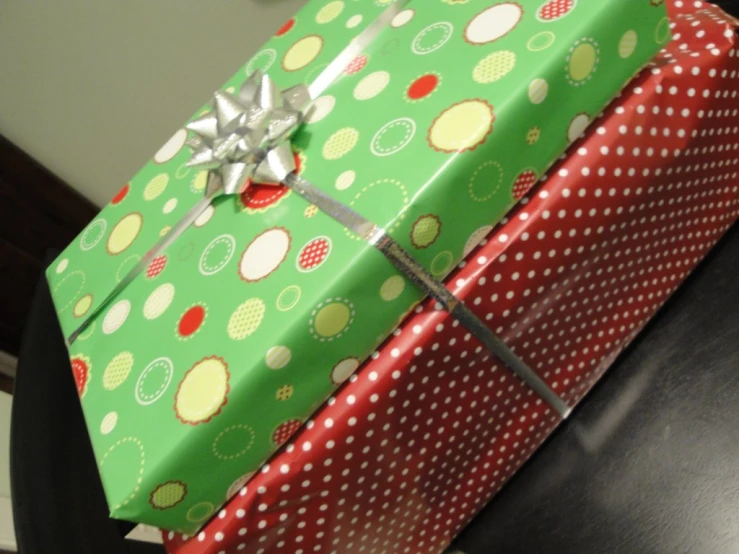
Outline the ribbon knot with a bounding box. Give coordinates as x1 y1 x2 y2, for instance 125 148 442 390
185 69 313 196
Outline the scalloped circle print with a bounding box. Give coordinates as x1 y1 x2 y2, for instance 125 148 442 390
150 481 187 510
428 100 494 153
465 3 523 45
175 357 229 425
239 228 291 282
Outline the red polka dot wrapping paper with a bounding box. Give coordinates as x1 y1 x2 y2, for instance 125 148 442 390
163 3 739 553
45 0 670 533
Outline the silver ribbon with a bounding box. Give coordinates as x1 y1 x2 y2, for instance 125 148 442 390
67 0 571 418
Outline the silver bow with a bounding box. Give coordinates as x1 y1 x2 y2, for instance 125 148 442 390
186 70 313 196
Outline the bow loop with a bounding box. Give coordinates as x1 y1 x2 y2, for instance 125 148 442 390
187 73 313 194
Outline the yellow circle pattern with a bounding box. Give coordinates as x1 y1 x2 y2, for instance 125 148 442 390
315 303 350 337
144 174 169 201
322 128 359 160
103 351 134 390
473 51 516 84
73 294 93 317
429 100 494 153
151 481 186 509
191 170 208 192
276 285 302 311
283 35 323 72
107 213 143 255
411 215 442 248
276 384 294 401
568 40 599 84
619 30 638 58
228 298 266 340
380 275 405 301
316 1 344 23
175 358 229 424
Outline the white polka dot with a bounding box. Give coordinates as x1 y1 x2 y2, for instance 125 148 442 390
568 114 591 143
194 204 214 227
102 300 131 334
163 198 177 214
346 14 362 28
335 170 355 191
391 9 414 28
143 283 175 320
154 129 187 164
331 358 359 384
55 258 69 274
100 412 118 435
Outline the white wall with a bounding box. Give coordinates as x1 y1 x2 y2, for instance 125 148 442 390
0 0 308 207
0 392 15 551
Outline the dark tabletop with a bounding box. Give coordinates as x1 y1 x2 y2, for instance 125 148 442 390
452 224 739 554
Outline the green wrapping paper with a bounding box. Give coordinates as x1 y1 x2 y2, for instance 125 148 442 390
46 0 669 533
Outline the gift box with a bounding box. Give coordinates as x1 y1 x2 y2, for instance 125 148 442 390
45 0 668 533
161 1 739 552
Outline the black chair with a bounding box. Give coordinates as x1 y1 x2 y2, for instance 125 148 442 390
10 254 163 554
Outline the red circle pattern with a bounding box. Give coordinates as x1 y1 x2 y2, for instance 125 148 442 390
538 0 575 20
178 306 205 338
272 420 303 446
512 170 538 199
71 357 89 397
111 184 129 205
344 55 368 75
275 18 295 36
298 238 330 271
407 74 439 100
146 255 167 279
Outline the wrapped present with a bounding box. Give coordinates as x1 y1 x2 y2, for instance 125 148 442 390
46 0 668 533
162 1 739 552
